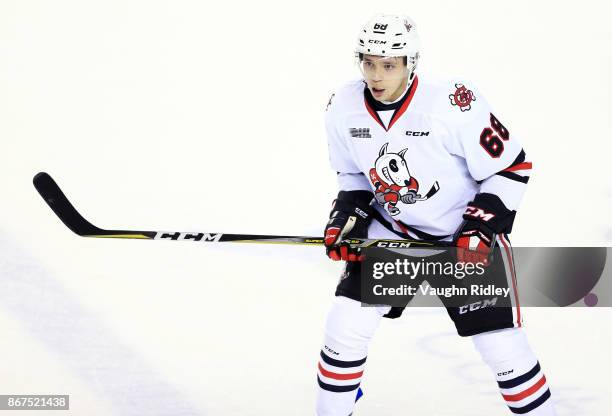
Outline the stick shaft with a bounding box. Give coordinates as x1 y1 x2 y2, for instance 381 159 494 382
33 172 448 248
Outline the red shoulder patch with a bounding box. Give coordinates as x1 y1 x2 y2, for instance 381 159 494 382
449 83 476 112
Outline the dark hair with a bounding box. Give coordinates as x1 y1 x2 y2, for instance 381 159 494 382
358 53 407 66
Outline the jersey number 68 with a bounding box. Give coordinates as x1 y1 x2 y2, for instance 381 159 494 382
480 113 509 158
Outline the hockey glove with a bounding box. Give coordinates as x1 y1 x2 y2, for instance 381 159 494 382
456 221 496 266
455 193 516 266
324 190 374 262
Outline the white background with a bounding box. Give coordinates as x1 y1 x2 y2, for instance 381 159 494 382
1 1 611 414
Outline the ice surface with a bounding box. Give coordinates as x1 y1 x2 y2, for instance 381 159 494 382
1 0 612 414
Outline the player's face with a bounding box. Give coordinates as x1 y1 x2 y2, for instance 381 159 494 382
360 55 408 102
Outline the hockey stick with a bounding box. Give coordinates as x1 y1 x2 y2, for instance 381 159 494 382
413 181 440 201
33 172 448 248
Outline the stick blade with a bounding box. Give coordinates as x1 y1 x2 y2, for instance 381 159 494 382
33 172 101 236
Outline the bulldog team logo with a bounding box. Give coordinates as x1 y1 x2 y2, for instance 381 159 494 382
369 143 440 216
449 83 476 112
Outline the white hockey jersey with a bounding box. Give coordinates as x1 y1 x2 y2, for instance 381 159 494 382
325 74 532 240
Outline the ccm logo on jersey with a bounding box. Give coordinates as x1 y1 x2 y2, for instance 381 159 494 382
154 232 222 242
405 130 430 136
464 206 495 222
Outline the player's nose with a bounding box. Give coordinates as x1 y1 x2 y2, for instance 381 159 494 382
370 67 383 81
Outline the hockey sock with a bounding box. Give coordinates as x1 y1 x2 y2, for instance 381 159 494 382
316 296 389 416
472 328 556 415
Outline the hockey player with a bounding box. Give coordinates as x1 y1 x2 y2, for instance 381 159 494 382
318 14 556 415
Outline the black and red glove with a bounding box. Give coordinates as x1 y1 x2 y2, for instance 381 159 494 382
324 190 374 262
455 193 516 266
456 221 496 265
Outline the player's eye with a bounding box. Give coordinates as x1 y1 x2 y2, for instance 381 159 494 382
384 64 395 70
389 160 398 172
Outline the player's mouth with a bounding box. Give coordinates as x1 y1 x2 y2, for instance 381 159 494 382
371 87 385 98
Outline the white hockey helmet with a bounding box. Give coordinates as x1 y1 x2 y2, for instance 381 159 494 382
355 14 420 79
